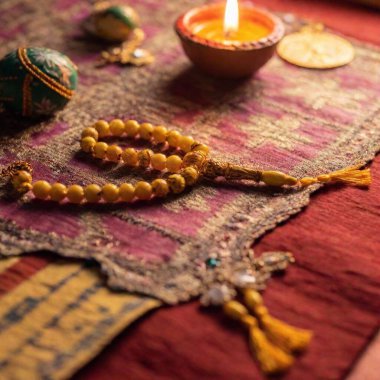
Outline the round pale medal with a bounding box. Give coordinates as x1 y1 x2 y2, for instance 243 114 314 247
277 24 355 69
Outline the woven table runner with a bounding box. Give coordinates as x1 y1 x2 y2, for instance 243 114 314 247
1 0 379 303
0 0 380 378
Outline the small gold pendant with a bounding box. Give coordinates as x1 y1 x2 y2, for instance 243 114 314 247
98 28 155 67
277 23 355 69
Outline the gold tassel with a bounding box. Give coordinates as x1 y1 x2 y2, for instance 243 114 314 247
325 165 371 186
299 165 371 187
203 159 371 188
223 300 294 375
243 290 313 353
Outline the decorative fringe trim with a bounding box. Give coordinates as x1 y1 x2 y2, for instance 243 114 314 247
243 290 313 354
223 300 293 375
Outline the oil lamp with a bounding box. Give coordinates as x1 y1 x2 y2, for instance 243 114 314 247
175 0 284 78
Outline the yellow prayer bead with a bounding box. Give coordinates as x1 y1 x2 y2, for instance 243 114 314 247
122 148 138 166
167 130 181 147
93 142 109 159
191 143 210 155
178 135 194 153
152 179 169 197
102 183 119 202
84 184 102 203
166 155 183 173
181 167 199 186
167 174 186 194
183 151 206 168
109 119 125 136
152 126 167 143
106 145 123 162
139 123 154 140
12 170 32 188
81 127 98 140
119 183 135 202
137 149 153 168
49 183 67 202
124 120 140 137
67 185 84 204
135 181 152 200
151 153 167 171
32 180 51 199
81 136 97 153
94 120 110 138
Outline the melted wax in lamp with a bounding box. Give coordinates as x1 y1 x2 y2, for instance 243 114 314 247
191 0 270 42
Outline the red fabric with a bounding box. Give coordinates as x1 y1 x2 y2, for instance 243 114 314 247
253 0 380 45
74 2 380 380
0 254 50 296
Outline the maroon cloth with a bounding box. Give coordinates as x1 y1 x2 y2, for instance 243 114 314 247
74 2 380 380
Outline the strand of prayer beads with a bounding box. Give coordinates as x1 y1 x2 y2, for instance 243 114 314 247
8 119 210 204
3 119 371 204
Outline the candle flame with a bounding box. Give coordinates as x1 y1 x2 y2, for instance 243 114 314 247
224 0 239 37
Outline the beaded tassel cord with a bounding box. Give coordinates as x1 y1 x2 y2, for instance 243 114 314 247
223 300 295 375
2 118 371 203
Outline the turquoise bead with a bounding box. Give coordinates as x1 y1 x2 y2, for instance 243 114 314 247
90 4 140 42
205 257 221 268
0 47 78 117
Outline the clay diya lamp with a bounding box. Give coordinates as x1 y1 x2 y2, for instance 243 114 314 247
175 0 284 79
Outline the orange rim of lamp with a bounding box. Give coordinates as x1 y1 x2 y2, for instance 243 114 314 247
174 3 285 78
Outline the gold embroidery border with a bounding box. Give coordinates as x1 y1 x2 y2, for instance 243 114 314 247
17 47 74 100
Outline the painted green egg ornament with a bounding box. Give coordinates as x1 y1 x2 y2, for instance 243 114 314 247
90 4 140 42
0 47 78 117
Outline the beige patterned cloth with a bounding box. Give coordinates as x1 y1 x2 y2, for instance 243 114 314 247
0 0 379 304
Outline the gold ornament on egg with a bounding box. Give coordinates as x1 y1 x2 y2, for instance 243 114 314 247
85 1 154 67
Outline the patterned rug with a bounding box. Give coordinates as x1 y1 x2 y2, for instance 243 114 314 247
1 0 380 305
